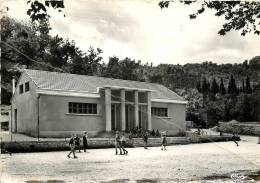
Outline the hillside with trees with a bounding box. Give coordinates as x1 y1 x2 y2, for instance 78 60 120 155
1 16 260 127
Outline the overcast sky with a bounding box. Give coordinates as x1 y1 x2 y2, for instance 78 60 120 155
3 0 260 65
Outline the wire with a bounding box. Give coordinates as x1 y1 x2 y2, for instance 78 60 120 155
1 40 64 72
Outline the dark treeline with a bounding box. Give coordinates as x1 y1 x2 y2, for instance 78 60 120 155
1 17 260 126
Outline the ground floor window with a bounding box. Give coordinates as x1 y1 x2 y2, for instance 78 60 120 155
68 102 97 114
151 107 168 117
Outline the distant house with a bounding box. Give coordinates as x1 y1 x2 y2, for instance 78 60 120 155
11 69 187 137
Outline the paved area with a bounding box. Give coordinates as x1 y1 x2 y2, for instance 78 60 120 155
1 136 260 183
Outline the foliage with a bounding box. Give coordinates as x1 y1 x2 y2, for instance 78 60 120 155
227 75 238 95
102 57 141 81
27 0 65 22
159 1 260 36
219 78 226 95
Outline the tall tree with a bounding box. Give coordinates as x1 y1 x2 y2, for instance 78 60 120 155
228 75 237 94
219 78 226 95
201 77 210 94
196 80 201 93
211 78 219 94
242 79 245 93
245 76 252 94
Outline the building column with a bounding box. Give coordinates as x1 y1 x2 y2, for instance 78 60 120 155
120 89 126 131
105 88 111 131
147 91 152 130
134 90 139 127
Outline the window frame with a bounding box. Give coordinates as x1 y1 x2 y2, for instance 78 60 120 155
25 82 29 92
151 107 168 117
19 84 24 94
68 102 98 115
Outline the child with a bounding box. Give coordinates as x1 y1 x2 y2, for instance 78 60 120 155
115 131 122 155
82 132 88 152
231 133 239 146
161 132 167 151
74 134 81 152
120 132 128 155
143 131 148 149
67 135 77 158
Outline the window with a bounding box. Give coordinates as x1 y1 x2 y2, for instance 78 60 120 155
151 107 168 117
69 102 97 114
25 82 29 92
19 84 23 94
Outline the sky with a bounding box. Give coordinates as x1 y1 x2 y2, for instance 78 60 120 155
2 0 260 65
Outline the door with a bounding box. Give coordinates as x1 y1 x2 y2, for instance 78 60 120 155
14 109 17 132
111 104 116 130
139 110 142 128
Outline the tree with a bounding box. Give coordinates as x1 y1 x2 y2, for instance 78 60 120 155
26 0 65 22
219 78 226 95
201 77 210 94
102 56 141 81
196 81 201 93
235 94 259 122
159 1 260 36
228 75 237 94
245 76 252 94
242 79 245 93
211 78 219 94
0 17 104 104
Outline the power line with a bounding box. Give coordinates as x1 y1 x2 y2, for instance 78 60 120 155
1 40 64 72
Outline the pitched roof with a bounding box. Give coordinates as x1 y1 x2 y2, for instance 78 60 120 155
24 69 185 101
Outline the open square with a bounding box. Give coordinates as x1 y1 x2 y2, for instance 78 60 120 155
1 136 260 183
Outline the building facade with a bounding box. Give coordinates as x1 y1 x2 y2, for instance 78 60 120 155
11 69 187 137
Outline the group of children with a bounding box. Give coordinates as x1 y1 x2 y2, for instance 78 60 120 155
115 131 128 155
67 132 88 158
67 130 168 158
116 130 168 154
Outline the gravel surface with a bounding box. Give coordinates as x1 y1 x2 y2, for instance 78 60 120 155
1 137 260 183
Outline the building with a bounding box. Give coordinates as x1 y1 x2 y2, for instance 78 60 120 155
11 69 187 137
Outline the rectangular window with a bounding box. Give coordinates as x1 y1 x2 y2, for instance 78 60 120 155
25 82 29 92
69 102 97 114
151 107 168 117
19 84 23 94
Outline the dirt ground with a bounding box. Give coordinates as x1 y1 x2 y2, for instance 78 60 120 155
1 136 260 183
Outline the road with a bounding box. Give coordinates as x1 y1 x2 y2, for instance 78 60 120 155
1 136 260 183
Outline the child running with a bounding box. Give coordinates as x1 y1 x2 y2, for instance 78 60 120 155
231 133 239 146
67 135 77 158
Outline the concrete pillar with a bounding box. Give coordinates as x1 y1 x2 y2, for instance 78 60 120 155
120 89 126 131
147 91 152 130
105 88 111 131
12 76 16 94
134 90 139 127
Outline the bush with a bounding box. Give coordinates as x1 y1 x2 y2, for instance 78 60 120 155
155 129 160 137
151 129 155 136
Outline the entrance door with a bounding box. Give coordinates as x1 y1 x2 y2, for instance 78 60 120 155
111 104 120 131
111 104 116 131
139 106 147 130
14 109 17 132
125 105 134 131
139 110 142 128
